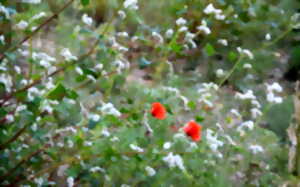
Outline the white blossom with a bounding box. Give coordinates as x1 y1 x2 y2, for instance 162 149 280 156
251 108 262 119
235 90 256 100
217 39 228 46
178 26 188 33
31 12 46 21
90 166 105 173
163 152 185 171
22 0 41 4
16 20 29 30
0 35 5 44
60 48 78 61
118 10 126 19
237 47 254 59
237 121 254 133
176 17 187 26
88 113 100 121
117 32 129 38
124 0 138 10
204 4 222 15
130 144 144 152
0 4 10 19
243 63 252 69
163 142 172 150
266 82 283 93
82 14 93 26
165 29 174 38
145 166 156 176
249 144 264 154
67 177 74 187
216 69 225 78
197 20 211 35
75 66 83 75
152 31 164 44
267 92 282 104
101 128 110 137
206 129 224 152
265 33 271 41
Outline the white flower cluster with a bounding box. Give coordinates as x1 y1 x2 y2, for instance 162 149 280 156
32 52 56 68
163 87 189 110
82 14 93 26
0 35 5 44
145 166 156 176
163 152 185 171
22 0 41 4
197 20 211 35
124 0 138 10
249 144 264 154
266 82 283 104
237 47 254 59
204 4 226 20
60 48 78 62
0 4 11 19
0 73 12 92
113 59 130 74
99 102 121 117
16 20 29 30
129 144 144 152
206 129 224 154
197 82 219 108
31 12 46 21
237 120 254 136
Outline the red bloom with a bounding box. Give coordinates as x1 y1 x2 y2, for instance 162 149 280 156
183 121 202 141
151 102 166 120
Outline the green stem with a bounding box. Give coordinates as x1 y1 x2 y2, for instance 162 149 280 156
218 55 243 87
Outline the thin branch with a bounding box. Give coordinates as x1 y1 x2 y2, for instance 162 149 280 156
0 0 75 62
0 123 31 150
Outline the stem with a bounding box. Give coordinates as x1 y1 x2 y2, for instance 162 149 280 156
218 55 243 87
0 0 75 62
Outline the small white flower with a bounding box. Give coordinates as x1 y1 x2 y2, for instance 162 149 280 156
251 108 262 119
145 166 156 176
238 121 254 132
31 12 46 21
0 4 10 19
266 82 283 93
265 33 271 41
82 14 93 26
90 166 105 173
67 177 74 187
117 32 129 38
204 4 222 15
129 144 144 153
237 47 254 59
75 66 83 75
216 69 225 78
124 0 138 10
60 48 78 61
249 144 264 154
118 10 126 19
206 129 224 152
178 26 188 33
16 20 29 30
95 63 103 70
217 39 228 46
235 90 256 100
22 0 41 3
101 128 110 137
230 109 241 118
197 20 211 35
163 152 185 171
152 31 164 44
243 63 252 69
88 113 100 121
163 142 172 150
267 92 283 104
0 35 5 44
165 29 174 38
176 17 187 26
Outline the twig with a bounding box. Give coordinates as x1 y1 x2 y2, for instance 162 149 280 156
0 0 75 62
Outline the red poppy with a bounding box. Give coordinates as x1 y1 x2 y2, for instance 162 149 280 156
183 121 202 141
151 102 166 120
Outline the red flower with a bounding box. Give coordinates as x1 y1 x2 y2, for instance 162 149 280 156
183 121 202 141
151 102 166 120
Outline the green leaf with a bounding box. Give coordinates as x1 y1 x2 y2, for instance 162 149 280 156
81 0 90 6
204 43 216 57
47 83 67 100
